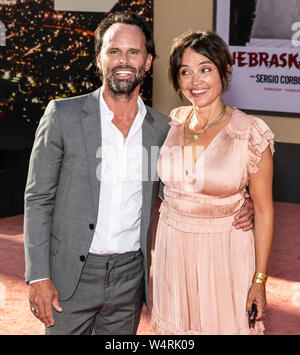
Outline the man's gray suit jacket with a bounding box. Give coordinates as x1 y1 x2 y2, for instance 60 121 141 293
24 88 170 308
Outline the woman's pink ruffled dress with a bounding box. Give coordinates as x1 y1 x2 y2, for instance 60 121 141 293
151 107 274 335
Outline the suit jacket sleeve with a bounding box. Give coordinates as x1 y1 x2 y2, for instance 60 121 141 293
24 100 64 283
158 114 170 201
158 180 164 201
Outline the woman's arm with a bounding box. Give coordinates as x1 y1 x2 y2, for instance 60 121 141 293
249 146 274 273
247 146 274 320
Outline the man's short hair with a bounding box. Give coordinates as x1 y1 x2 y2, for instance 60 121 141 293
94 11 157 60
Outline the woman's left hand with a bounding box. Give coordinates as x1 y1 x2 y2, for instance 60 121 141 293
246 283 267 321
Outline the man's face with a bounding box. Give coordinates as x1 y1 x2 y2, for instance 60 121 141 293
97 23 153 97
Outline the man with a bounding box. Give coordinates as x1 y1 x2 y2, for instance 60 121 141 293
24 11 253 335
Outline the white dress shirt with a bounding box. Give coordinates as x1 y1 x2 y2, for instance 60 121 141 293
89 88 146 254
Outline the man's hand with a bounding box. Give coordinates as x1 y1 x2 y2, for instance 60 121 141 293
29 280 62 327
232 192 254 231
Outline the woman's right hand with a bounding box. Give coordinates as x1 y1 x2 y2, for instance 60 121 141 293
246 283 267 322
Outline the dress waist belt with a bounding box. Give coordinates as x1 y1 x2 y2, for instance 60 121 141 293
159 188 245 233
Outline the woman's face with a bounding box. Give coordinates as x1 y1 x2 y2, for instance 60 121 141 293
178 47 223 108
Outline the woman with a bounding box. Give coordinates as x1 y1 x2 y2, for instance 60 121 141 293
151 31 274 335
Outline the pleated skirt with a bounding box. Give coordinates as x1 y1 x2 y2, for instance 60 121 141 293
151 202 265 335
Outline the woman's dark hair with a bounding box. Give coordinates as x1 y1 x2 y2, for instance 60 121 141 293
94 11 157 60
169 31 232 99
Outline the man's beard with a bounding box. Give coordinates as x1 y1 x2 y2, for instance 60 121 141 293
103 63 147 98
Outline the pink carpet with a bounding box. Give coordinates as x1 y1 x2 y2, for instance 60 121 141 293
0 201 299 335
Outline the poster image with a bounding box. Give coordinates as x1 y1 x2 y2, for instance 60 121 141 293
215 0 300 116
54 0 119 13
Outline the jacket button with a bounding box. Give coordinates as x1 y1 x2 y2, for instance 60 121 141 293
80 255 86 262
89 224 95 230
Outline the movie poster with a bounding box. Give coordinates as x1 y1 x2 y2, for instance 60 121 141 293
215 0 300 116
0 0 154 143
54 0 118 13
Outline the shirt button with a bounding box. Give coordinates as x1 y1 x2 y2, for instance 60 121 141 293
80 255 86 262
89 224 95 230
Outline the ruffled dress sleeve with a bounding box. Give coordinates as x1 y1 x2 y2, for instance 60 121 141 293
248 117 275 174
168 106 192 126
169 107 180 119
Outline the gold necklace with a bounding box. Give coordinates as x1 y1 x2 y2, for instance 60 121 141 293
184 102 227 145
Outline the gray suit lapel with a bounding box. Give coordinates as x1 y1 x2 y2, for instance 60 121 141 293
81 89 101 214
142 109 158 193
140 109 158 244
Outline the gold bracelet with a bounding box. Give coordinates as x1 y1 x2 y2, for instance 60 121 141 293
252 272 268 285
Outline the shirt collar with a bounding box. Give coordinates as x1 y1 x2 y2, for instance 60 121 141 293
99 86 147 124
